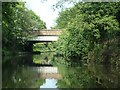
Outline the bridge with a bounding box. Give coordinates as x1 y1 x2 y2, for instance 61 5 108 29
28 29 62 42
26 29 62 52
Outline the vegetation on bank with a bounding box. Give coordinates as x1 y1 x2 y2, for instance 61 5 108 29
54 2 120 66
2 2 46 56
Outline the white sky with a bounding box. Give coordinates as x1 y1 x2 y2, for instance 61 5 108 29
22 0 60 29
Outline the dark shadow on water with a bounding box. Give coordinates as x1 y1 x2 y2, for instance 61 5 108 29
29 63 53 67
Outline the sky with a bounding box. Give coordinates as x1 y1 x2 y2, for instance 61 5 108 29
22 0 60 29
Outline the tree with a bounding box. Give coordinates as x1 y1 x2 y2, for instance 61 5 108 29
55 2 120 64
2 2 46 54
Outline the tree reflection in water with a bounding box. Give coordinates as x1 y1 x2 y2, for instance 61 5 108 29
54 57 119 88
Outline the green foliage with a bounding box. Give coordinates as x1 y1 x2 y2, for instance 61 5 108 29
55 2 120 64
33 53 54 64
2 2 46 54
33 42 56 52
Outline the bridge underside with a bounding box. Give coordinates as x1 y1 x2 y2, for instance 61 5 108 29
28 36 59 42
27 40 52 43
26 36 59 52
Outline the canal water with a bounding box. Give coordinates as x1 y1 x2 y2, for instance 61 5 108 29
2 52 120 89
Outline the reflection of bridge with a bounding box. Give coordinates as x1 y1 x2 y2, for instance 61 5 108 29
34 67 62 79
40 73 61 79
26 54 62 79
26 29 62 52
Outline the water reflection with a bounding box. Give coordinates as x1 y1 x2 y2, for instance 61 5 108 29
32 53 54 66
54 57 119 88
34 66 61 88
40 79 57 88
2 53 60 88
2 52 120 89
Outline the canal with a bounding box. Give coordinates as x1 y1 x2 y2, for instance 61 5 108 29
2 52 120 89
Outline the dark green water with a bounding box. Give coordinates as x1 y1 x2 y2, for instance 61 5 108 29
2 52 120 89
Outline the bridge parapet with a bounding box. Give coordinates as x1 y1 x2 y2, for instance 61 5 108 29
29 29 62 36
39 30 62 36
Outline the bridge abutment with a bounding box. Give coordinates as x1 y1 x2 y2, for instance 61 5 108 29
25 42 33 52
